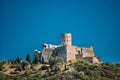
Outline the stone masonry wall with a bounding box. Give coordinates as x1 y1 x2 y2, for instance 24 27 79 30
66 45 77 62
81 46 94 57
92 57 100 64
41 48 54 62
52 46 66 61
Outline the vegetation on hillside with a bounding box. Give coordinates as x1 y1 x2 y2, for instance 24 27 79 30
0 54 120 80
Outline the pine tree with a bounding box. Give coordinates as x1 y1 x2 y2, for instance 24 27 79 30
41 57 44 64
16 56 22 63
26 53 31 64
33 54 40 64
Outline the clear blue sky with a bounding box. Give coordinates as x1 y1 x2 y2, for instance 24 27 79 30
0 0 120 63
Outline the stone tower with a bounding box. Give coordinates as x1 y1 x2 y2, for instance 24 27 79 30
61 33 72 46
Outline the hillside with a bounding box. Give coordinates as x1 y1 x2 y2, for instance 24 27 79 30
0 59 120 80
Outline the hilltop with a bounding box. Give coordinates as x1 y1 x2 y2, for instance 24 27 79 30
0 58 120 80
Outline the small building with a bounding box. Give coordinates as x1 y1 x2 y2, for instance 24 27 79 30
8 60 17 64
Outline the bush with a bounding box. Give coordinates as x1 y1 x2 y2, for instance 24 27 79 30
51 65 61 72
0 60 7 65
41 65 48 70
21 61 30 70
64 64 69 70
49 56 64 67
0 60 7 71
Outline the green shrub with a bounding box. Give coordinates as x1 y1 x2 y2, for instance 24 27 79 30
41 65 48 70
49 56 64 67
51 65 61 72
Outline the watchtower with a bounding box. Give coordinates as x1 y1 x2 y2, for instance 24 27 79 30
61 33 72 46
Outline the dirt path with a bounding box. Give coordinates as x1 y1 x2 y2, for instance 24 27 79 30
4 68 16 74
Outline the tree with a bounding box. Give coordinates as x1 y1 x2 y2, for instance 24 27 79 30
26 53 31 64
0 60 7 71
49 57 55 66
16 56 22 63
0 60 7 65
55 56 64 64
41 57 45 64
21 61 30 70
51 65 61 72
49 56 64 66
33 54 40 64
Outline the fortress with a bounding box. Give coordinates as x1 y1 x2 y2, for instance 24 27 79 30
36 33 100 64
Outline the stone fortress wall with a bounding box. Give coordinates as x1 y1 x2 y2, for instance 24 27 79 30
40 33 100 64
